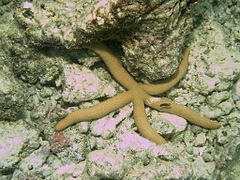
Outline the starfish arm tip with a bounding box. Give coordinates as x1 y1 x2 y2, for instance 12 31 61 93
54 121 65 131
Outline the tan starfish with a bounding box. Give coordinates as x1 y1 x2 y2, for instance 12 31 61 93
55 43 220 144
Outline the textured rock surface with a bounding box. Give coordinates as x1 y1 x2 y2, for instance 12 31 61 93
149 110 187 137
0 120 39 174
14 0 193 82
0 15 27 120
0 0 21 15
121 0 192 81
19 140 50 171
86 149 126 179
52 128 91 164
0 65 27 120
90 105 132 139
0 0 240 179
62 64 116 103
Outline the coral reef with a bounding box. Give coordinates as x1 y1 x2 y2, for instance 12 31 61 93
0 0 239 179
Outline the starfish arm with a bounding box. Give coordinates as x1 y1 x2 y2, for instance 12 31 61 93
162 102 221 129
146 97 221 129
55 91 133 131
139 48 190 95
86 43 140 91
133 96 167 144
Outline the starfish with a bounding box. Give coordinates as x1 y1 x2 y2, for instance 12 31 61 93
55 43 220 144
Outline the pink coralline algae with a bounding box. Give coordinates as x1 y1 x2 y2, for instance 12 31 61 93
51 131 70 153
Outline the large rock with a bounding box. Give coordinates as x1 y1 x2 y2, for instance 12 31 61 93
14 0 193 82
